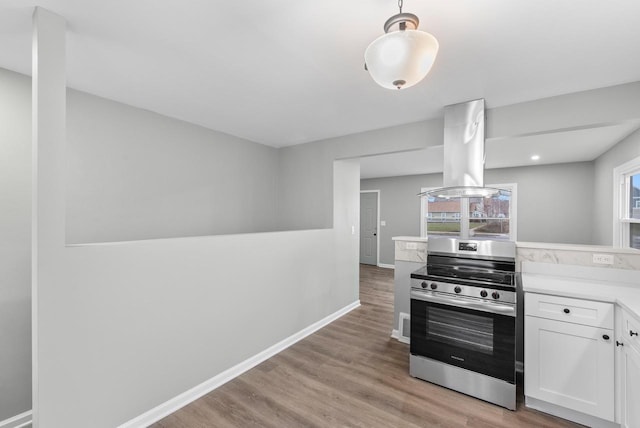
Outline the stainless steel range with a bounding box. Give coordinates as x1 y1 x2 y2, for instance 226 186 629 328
409 237 517 410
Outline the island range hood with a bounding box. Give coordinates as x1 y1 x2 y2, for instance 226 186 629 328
419 99 509 199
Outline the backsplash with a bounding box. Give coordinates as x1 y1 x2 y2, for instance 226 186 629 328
393 238 427 263
516 242 640 271
393 237 640 271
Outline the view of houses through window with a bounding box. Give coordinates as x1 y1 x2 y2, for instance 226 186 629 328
614 155 640 250
628 172 640 249
421 184 516 240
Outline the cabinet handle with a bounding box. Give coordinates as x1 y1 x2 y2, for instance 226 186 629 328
616 341 624 347
563 308 570 314
631 330 639 337
602 334 610 340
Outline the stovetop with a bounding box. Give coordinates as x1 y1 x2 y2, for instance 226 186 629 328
411 265 515 291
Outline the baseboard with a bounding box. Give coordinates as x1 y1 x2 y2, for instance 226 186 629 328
390 329 410 344
525 396 618 428
118 300 361 428
0 410 32 428
377 263 395 269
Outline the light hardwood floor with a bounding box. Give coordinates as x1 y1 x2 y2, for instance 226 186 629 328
152 264 581 427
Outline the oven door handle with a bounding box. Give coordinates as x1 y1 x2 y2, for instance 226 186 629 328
410 290 516 317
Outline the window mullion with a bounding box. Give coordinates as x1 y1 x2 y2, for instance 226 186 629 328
460 197 470 239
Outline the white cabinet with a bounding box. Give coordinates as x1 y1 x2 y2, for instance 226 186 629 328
619 309 640 428
525 293 615 422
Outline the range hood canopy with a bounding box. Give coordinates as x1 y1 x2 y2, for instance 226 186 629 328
423 186 510 199
419 99 510 199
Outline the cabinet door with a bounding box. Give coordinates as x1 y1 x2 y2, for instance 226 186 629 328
622 343 640 428
525 316 614 421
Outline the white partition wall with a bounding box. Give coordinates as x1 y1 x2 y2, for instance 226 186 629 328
31 8 362 426
31 8 66 428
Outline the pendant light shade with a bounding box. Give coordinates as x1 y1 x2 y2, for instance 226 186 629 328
364 2 439 90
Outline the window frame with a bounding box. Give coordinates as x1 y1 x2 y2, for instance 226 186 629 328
420 183 518 241
613 156 640 249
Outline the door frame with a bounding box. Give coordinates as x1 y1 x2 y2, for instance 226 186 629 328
360 190 381 267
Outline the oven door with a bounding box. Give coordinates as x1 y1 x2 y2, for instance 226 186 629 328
410 289 515 383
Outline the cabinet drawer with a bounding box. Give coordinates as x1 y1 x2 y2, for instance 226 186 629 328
525 293 614 329
622 310 640 353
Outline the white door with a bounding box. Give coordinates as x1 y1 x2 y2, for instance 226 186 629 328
524 316 615 421
359 192 378 265
622 342 640 428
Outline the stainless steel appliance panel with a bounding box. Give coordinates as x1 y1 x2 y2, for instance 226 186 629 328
410 354 516 410
443 99 485 188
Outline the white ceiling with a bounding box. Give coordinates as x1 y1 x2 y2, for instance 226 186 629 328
359 121 640 179
1 1 640 158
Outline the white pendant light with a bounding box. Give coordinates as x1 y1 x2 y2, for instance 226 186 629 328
365 0 439 90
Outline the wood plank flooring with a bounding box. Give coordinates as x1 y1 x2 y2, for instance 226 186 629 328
152 264 581 427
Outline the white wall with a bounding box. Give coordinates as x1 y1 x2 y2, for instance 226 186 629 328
30 15 362 425
0 68 32 422
361 162 595 266
43 229 360 426
36 159 360 426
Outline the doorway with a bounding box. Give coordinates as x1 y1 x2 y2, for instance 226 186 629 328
359 190 379 266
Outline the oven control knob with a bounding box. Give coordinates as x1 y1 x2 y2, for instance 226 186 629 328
421 281 428 289
492 291 500 300
480 290 488 298
430 283 438 290
454 286 462 294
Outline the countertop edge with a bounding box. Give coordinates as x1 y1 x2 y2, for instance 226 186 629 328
516 241 640 254
392 236 429 242
522 272 640 321
389 237 640 254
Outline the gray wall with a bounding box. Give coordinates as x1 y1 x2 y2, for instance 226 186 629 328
486 163 594 244
360 174 439 265
593 128 640 245
66 90 280 244
278 81 640 233
276 119 444 230
0 67 282 424
0 69 32 422
362 162 595 266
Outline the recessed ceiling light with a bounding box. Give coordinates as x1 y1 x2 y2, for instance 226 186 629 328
531 155 540 161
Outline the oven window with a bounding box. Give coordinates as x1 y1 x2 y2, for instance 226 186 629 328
427 306 493 354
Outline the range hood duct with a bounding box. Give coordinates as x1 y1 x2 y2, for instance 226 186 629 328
420 99 509 199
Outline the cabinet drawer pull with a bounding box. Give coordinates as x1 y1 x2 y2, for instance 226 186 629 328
602 334 610 340
616 341 624 347
563 308 570 314
631 330 639 337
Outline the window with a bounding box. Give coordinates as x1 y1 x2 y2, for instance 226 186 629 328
420 183 517 240
614 157 640 249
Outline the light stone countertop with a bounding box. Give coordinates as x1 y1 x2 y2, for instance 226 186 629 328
516 241 640 254
392 236 429 242
392 236 640 255
521 261 640 321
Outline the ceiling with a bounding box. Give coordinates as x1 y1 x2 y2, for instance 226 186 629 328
1 1 640 167
360 121 640 179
